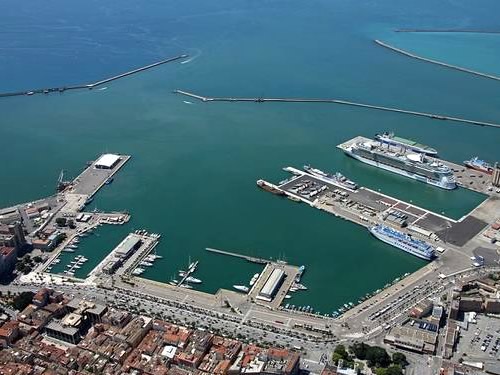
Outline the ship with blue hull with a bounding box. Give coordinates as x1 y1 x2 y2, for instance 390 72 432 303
343 140 456 190
369 224 435 261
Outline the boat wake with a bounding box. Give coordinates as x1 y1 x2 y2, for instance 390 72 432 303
181 48 202 64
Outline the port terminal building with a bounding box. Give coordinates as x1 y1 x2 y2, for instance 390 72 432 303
94 154 121 170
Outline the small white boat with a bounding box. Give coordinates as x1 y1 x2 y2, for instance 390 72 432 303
249 273 259 286
186 276 202 284
233 285 249 293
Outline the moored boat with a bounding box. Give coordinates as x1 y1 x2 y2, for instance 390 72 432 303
464 157 494 175
233 285 249 293
256 179 285 195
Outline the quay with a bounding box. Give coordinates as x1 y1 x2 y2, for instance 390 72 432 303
374 39 500 82
0 54 188 99
260 162 489 248
173 90 500 129
205 247 269 264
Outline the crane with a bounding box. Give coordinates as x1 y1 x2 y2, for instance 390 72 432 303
56 169 70 192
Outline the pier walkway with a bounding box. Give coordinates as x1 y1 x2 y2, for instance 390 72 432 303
374 40 500 83
177 260 199 287
0 54 188 99
174 90 500 129
205 247 269 264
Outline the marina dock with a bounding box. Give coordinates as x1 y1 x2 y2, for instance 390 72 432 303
0 54 188 99
176 260 199 287
89 231 161 281
173 90 500 129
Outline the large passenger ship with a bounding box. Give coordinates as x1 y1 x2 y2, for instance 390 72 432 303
369 224 435 261
343 140 456 190
375 132 438 155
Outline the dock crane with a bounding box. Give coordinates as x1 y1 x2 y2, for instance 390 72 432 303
56 169 70 192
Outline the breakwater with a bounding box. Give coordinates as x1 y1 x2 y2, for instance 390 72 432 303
374 40 500 82
0 54 188 99
395 29 500 34
173 90 500 129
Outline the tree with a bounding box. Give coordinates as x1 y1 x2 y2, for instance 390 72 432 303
55 217 67 227
351 342 370 360
392 352 408 368
33 256 43 263
67 219 76 229
12 291 34 311
386 365 403 375
334 344 348 359
332 344 350 365
366 346 391 368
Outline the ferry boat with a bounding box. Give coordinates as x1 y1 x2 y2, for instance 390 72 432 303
303 165 358 190
369 224 435 261
375 132 438 155
249 273 259 286
233 285 249 293
343 140 456 190
464 157 494 175
256 179 285 195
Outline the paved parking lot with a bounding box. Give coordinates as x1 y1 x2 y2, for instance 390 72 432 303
455 314 500 362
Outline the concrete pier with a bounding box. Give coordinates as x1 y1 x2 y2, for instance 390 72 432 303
248 262 300 310
205 247 269 264
374 39 500 82
260 160 488 246
173 90 500 129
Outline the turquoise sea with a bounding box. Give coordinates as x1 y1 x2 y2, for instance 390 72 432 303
1 0 499 314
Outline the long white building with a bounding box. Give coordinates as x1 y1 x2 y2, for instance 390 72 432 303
257 268 285 302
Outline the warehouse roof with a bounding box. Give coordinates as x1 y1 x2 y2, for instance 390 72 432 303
95 153 120 168
259 268 285 300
